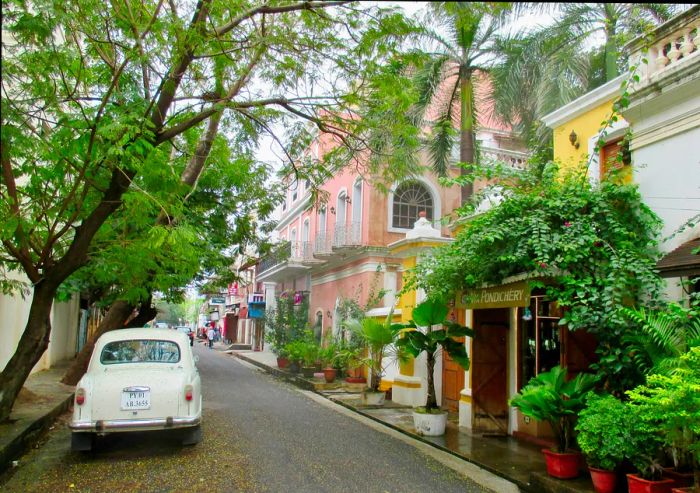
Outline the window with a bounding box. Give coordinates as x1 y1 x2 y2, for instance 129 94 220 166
392 181 434 229
352 179 362 223
337 191 347 225
319 207 327 233
100 339 181 364
292 188 298 202
600 138 632 183
519 296 562 388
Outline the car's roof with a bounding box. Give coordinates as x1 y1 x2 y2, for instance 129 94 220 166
97 328 189 345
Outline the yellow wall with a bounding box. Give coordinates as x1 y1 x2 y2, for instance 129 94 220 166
552 100 615 171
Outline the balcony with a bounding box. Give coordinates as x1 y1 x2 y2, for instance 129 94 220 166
332 221 362 249
257 241 317 282
481 146 529 171
625 7 699 109
314 231 334 258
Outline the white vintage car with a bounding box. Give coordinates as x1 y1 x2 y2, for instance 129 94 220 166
69 328 202 451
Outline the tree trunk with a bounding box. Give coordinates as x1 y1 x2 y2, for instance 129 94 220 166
459 67 475 205
426 350 437 410
61 300 135 386
0 282 57 422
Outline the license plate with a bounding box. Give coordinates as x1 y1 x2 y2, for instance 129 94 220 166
121 390 151 410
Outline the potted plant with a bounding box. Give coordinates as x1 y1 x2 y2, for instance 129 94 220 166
626 347 700 493
300 338 320 379
336 346 365 384
284 340 305 374
576 393 628 493
509 366 597 479
346 309 400 405
318 343 338 383
394 299 473 436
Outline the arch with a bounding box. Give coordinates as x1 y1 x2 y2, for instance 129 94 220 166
302 218 310 242
336 189 348 226
319 206 327 233
388 178 440 231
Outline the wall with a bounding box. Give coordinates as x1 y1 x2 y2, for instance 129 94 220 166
552 100 616 171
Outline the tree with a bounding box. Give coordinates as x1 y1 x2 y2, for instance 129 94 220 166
0 0 414 421
407 2 512 203
491 3 684 150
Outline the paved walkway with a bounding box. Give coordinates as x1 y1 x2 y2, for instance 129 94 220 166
0 362 75 473
229 347 597 493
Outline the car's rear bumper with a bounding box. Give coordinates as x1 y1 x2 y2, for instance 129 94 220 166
69 415 201 432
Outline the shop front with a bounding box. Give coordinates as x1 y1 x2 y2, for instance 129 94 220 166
457 279 597 444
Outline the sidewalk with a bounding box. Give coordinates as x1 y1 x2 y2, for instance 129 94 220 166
228 348 597 493
0 362 75 473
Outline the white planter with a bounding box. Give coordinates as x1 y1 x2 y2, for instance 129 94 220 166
412 410 448 436
361 391 386 406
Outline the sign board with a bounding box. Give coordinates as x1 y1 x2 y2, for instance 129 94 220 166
209 297 226 305
228 283 238 296
457 281 530 309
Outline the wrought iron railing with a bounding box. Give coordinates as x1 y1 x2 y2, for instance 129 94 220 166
333 221 362 247
314 231 333 255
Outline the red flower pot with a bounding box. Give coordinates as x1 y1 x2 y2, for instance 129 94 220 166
627 474 675 493
541 449 581 479
345 376 366 384
663 468 694 488
589 467 618 493
323 368 337 383
276 357 289 369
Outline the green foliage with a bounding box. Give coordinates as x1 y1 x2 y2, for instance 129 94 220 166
346 309 400 392
395 299 474 411
509 366 597 453
626 347 700 477
411 164 662 395
623 301 700 377
575 394 629 470
264 291 310 355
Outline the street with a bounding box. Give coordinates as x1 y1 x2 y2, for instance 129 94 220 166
1 344 493 493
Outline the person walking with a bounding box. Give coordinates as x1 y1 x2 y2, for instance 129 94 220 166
207 326 215 349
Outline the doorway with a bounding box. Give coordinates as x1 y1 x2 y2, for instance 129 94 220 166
472 308 509 434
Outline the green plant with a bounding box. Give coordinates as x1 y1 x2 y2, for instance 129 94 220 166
575 394 629 470
626 347 700 485
346 309 400 392
509 366 597 453
284 340 306 364
264 291 310 356
395 299 473 412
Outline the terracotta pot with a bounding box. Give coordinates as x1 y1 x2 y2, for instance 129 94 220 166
589 467 618 493
541 449 582 479
627 474 675 493
323 368 337 383
276 357 289 369
345 376 367 384
663 468 695 488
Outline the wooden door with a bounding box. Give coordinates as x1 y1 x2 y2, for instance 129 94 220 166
442 337 465 411
472 309 509 433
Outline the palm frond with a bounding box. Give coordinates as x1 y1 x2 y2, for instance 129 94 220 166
427 109 457 177
409 54 451 125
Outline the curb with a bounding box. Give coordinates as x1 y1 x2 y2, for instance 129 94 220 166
0 393 73 474
229 352 534 492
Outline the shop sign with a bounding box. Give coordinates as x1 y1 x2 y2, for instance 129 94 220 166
209 296 226 305
457 281 530 309
228 283 238 296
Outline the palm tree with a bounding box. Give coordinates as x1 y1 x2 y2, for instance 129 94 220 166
491 3 684 151
409 2 512 204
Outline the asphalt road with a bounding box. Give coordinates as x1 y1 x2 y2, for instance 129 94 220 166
1 343 493 493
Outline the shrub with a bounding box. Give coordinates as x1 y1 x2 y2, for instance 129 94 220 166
575 394 628 470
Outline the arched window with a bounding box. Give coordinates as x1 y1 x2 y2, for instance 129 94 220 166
337 191 347 226
319 207 327 233
392 181 434 229
352 179 362 223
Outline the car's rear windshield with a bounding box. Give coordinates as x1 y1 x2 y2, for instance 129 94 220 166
100 339 181 365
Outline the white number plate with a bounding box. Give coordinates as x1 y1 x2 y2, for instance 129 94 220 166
121 390 151 410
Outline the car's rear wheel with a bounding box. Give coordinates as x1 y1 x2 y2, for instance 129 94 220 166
71 432 95 452
181 425 202 446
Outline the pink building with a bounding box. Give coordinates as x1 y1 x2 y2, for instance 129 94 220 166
257 81 528 342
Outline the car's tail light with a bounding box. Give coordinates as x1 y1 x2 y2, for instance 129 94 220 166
76 388 85 406
184 385 193 402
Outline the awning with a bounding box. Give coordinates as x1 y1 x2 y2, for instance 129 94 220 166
656 237 700 278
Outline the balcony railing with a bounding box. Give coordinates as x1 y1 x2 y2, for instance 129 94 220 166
314 231 333 255
481 146 529 171
627 8 699 87
333 221 362 248
257 241 314 275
